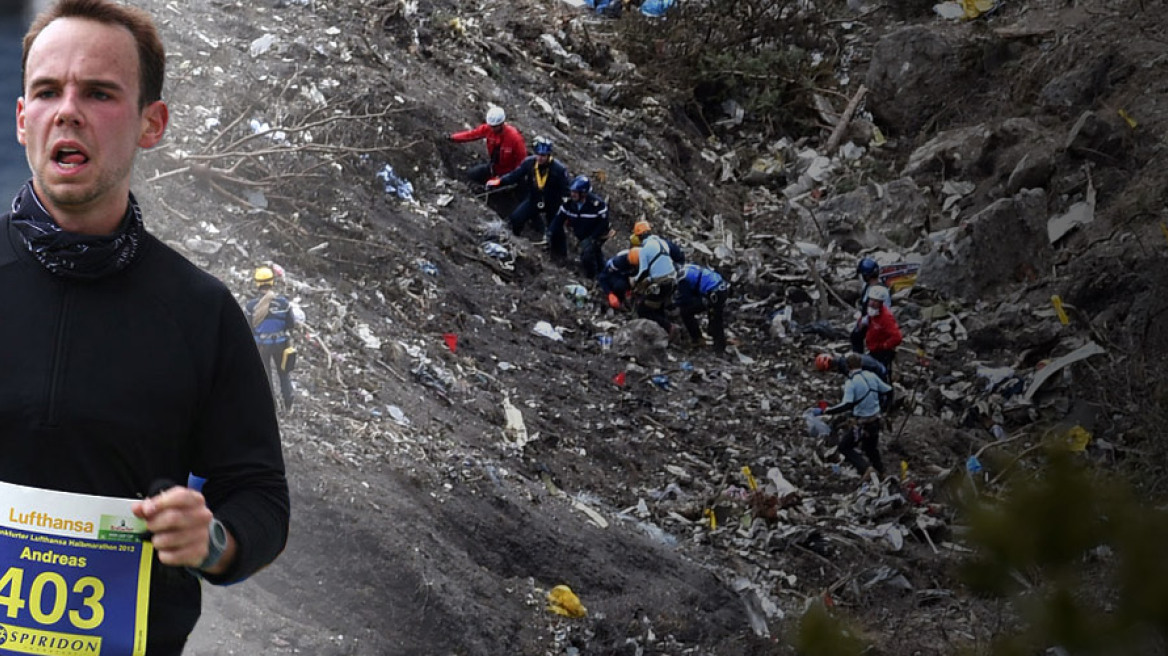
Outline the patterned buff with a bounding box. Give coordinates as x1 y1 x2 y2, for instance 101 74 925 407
9 181 145 280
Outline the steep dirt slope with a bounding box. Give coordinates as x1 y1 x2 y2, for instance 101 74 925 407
101 0 1168 653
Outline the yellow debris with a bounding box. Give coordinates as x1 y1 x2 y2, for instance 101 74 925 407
703 508 717 530
547 585 587 618
1063 426 1092 452
1051 295 1069 325
741 466 758 491
1117 108 1138 129
961 0 996 19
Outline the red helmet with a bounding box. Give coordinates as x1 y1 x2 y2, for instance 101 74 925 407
814 354 833 372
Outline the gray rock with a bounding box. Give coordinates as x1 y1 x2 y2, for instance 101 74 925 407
918 188 1049 300
1006 152 1055 194
812 178 929 248
1065 110 1126 163
864 26 961 137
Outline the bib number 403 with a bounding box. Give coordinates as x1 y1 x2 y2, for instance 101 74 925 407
0 567 104 630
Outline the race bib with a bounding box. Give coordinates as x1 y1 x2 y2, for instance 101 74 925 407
0 481 152 656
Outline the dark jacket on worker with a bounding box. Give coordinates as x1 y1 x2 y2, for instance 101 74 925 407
0 183 290 655
498 155 571 217
554 193 609 242
830 353 889 382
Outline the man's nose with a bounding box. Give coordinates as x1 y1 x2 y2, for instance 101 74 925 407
54 93 83 127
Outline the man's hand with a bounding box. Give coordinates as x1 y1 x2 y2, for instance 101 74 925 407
485 177 502 188
132 487 235 574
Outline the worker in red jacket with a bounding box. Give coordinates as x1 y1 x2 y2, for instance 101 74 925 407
864 285 902 380
449 106 527 184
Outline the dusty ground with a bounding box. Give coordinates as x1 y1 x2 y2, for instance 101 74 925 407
81 0 1168 653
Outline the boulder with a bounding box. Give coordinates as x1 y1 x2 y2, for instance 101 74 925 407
812 178 929 248
864 26 962 137
918 188 1049 300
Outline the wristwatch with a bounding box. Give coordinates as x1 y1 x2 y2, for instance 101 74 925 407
199 518 228 571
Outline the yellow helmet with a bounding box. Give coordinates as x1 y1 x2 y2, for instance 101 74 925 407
254 266 275 286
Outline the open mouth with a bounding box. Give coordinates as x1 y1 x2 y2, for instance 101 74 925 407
53 146 89 169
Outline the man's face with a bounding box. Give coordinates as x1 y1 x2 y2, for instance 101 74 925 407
490 124 503 134
536 153 550 165
570 190 583 203
17 17 167 234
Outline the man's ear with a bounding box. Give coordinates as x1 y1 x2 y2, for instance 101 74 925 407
16 97 26 146
138 100 168 149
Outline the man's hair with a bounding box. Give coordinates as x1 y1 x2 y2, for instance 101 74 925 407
23 0 166 109
845 353 863 370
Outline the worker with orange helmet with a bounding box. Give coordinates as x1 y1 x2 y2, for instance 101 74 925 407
630 219 685 266
815 352 887 380
816 351 892 411
628 236 677 332
598 249 636 309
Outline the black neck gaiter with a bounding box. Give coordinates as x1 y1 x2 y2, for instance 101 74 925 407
9 180 146 281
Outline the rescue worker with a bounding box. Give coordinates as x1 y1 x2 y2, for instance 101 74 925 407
864 285 902 380
598 249 635 309
549 175 609 277
488 136 570 240
851 256 891 353
630 219 685 265
815 352 891 410
449 106 527 184
674 263 730 352
628 235 677 332
245 266 297 410
810 353 893 478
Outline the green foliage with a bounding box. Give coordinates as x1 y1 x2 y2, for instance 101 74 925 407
959 448 1168 654
615 0 833 137
795 600 868 656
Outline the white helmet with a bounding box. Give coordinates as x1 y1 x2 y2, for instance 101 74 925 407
485 106 506 127
867 285 890 303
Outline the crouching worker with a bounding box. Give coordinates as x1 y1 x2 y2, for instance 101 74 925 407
810 353 893 478
246 266 298 410
598 249 636 309
628 236 677 332
675 263 729 352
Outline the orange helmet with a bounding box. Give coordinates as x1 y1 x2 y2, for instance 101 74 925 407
627 248 641 267
630 220 652 246
814 353 833 372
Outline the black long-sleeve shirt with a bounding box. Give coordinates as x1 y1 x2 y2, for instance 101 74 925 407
0 211 289 654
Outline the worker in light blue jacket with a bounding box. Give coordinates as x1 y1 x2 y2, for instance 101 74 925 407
810 353 893 477
628 235 676 332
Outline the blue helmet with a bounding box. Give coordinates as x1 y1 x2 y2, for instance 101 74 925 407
857 257 879 278
569 176 591 194
533 136 554 156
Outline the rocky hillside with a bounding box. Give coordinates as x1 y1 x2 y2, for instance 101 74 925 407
97 0 1168 653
